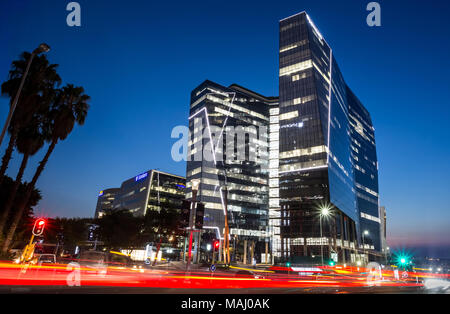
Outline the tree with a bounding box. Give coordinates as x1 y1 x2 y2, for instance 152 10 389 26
45 217 94 254
0 52 60 186
1 84 90 253
95 210 144 250
0 176 41 258
0 120 45 238
141 208 184 247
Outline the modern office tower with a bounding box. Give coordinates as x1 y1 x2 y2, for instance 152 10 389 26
186 80 277 260
276 11 380 263
96 169 186 217
94 188 120 218
348 87 381 252
183 12 381 264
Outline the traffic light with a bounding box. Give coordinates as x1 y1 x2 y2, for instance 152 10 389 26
213 240 220 251
195 202 205 229
179 200 191 229
392 250 413 270
32 218 46 236
286 262 291 267
329 260 335 266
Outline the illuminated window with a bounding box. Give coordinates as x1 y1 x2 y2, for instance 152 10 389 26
279 60 313 77
279 111 298 121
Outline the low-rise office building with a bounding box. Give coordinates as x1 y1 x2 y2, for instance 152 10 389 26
95 170 186 217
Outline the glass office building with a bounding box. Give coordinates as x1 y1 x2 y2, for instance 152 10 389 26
94 188 120 218
95 170 186 217
186 80 277 259
184 12 381 264
276 12 380 263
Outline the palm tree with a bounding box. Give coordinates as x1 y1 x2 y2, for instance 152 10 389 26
1 84 90 253
0 119 45 237
0 52 60 186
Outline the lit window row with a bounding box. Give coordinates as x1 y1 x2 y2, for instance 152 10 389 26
279 110 299 121
279 59 313 77
279 159 327 173
280 39 307 53
206 95 268 121
280 145 326 159
360 212 381 223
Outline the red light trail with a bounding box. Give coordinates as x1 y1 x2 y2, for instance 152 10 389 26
0 261 446 291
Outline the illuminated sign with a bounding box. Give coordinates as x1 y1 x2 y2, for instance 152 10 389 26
281 122 304 129
135 172 148 181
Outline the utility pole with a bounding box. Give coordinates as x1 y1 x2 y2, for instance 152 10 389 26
186 180 200 270
222 186 230 265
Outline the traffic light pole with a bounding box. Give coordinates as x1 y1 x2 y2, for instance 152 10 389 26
20 233 35 263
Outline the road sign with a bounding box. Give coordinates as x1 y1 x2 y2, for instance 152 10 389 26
331 253 338 262
210 264 216 272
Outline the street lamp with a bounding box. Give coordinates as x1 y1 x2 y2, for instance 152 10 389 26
319 205 331 267
0 43 51 148
362 230 369 264
186 179 200 270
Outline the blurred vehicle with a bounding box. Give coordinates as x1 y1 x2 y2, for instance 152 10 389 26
200 264 269 279
77 250 140 275
36 254 56 265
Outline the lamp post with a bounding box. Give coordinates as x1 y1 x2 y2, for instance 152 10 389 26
362 230 369 264
319 206 331 267
187 179 200 270
221 185 231 265
0 43 50 148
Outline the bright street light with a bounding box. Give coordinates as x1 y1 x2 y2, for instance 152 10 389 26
318 204 332 267
362 230 369 264
320 207 330 217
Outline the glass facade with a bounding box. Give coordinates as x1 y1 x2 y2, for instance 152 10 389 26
186 80 277 251
183 12 381 263
348 86 381 251
97 170 186 217
94 188 120 218
276 12 380 262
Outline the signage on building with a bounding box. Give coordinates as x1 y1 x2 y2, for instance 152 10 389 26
135 172 148 181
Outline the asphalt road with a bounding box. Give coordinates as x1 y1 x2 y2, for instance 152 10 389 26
0 285 433 294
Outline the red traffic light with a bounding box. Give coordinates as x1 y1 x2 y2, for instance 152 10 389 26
32 218 46 236
213 240 220 250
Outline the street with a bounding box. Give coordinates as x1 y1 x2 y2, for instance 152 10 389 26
0 260 448 294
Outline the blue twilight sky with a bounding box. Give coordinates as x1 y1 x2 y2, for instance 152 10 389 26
0 0 449 255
